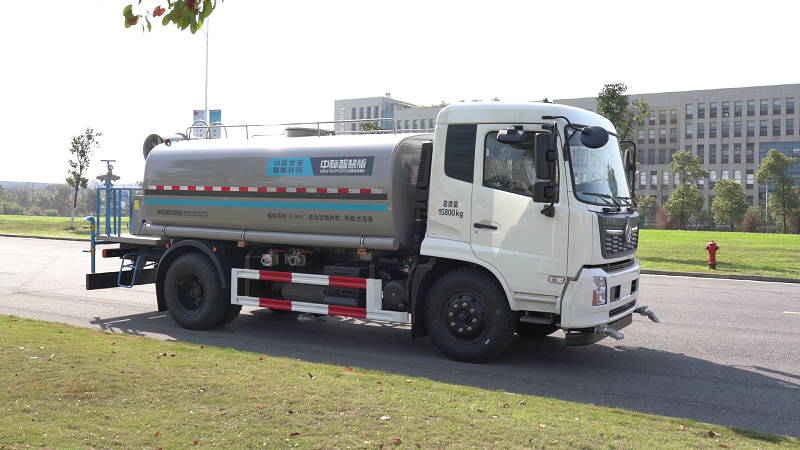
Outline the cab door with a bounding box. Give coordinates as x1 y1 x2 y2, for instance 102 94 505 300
470 124 569 310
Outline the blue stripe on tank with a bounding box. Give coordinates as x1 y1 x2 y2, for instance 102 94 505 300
147 198 388 212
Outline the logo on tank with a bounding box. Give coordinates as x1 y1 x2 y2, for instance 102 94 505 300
268 157 374 176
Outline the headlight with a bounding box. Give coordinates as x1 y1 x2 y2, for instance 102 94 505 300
592 276 607 306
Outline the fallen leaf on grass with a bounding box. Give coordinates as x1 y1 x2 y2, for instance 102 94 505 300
287 410 295 415
720 445 729 448
193 440 199 444
539 424 547 428
259 357 264 361
406 379 415 383
200 345 204 349
708 430 719 438
345 367 353 371
308 373 315 379
680 425 684 431
503 403 510 408
392 438 402 443
380 415 391 420
289 432 300 436
154 431 161 437
519 399 525 405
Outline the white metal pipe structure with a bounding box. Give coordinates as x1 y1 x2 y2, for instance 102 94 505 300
204 18 209 138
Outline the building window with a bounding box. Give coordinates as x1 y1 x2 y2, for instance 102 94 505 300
709 122 717 138
637 149 644 164
760 99 768 115
662 171 670 187
746 170 754 189
670 148 677 161
734 121 742 137
366 107 372 120
659 128 666 144
659 110 666 125
650 171 657 189
760 120 768 136
686 104 694 119
722 101 730 117
405 120 410 129
658 149 666 164
412 119 417 129
698 103 706 118
638 129 645 144
670 128 677 143
648 149 655 164
640 171 647 187
773 99 782 115
734 101 742 117
709 170 716 188
773 119 781 136
685 144 692 154
429 119 435 129
697 123 705 139
351 123 357 131
721 144 729 164
747 120 755 137
787 119 795 136
649 111 655 125
746 195 753 205
649 129 656 143
709 144 717 164
746 143 754 163
787 98 795 115
697 144 705 163
734 170 741 184
685 123 693 139
351 108 357 120
721 170 729 180
721 122 729 138
710 102 718 118
747 100 755 116
670 109 677 124
359 107 365 119
734 143 742 163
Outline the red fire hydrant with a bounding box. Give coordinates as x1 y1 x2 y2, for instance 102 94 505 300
706 241 719 269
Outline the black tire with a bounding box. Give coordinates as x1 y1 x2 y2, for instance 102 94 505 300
515 322 558 338
164 253 227 330
218 304 242 326
424 268 516 363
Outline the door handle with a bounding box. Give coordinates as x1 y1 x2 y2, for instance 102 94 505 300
473 222 498 230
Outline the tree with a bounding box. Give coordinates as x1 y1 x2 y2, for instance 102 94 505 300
67 128 102 230
740 208 763 233
664 150 709 229
711 179 749 231
664 185 704 230
638 196 658 228
124 0 222 34
756 149 800 233
596 83 649 141
360 122 384 133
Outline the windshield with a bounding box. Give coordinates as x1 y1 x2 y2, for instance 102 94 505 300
566 128 632 207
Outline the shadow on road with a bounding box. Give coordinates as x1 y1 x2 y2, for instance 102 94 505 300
89 308 800 440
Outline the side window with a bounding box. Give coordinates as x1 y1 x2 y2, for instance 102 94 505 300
483 131 536 196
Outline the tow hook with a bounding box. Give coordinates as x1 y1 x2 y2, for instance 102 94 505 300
635 305 659 323
594 324 624 340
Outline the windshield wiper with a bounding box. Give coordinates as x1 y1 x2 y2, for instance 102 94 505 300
580 192 621 212
616 196 638 211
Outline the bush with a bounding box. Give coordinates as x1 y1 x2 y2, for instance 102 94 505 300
656 206 678 230
1 202 24 215
740 209 763 233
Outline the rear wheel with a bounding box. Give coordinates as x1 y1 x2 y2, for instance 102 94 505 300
424 268 515 363
164 253 227 330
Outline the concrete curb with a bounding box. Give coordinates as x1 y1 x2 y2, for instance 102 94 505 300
641 269 800 284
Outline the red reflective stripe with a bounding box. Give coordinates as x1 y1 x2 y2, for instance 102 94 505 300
338 188 349 194
188 186 197 191
238 187 248 192
328 276 367 289
257 187 267 192
204 186 213 191
258 298 293 310
328 305 368 319
258 271 293 282
171 186 180 190
359 189 371 194
156 185 165 190
221 186 231 192
277 187 287 193
297 188 307 193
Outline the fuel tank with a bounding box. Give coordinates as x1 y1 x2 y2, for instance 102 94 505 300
143 133 431 250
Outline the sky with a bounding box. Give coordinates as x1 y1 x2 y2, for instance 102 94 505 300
2 0 798 184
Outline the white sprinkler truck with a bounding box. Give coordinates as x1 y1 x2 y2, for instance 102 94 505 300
85 101 658 363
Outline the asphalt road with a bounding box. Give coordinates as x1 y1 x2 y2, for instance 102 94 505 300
1 236 799 438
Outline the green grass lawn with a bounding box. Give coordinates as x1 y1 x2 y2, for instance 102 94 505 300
2 315 797 449
637 230 800 279
0 214 128 239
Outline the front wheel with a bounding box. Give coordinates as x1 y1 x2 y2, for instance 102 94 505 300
424 268 516 363
164 253 228 330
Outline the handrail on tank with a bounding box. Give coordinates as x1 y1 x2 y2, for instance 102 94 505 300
184 118 401 140
93 186 144 237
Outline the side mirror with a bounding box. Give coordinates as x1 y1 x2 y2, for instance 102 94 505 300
533 182 555 203
580 126 610 149
534 133 556 180
496 125 525 144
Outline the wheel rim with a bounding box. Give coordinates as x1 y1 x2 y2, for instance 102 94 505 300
441 293 488 344
174 271 205 315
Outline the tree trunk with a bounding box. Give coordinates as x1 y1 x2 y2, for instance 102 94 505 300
69 185 79 231
69 207 76 231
